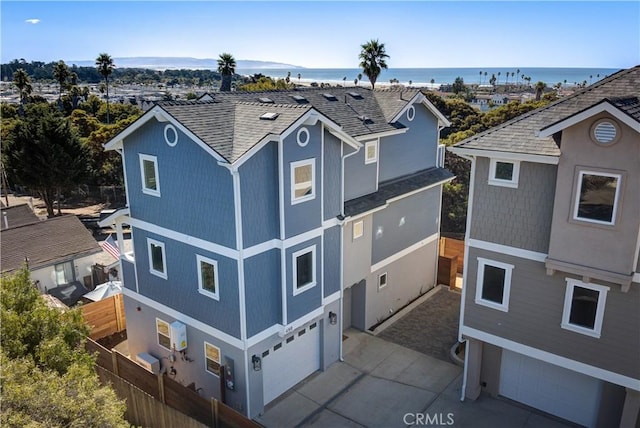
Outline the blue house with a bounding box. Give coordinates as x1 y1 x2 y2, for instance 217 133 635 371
101 87 452 417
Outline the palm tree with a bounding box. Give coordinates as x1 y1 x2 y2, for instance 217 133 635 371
297 73 301 82
497 71 501 85
534 81 547 100
479 70 483 85
52 60 70 101
358 39 389 89
516 68 520 85
95 53 115 124
217 53 236 92
12 68 33 108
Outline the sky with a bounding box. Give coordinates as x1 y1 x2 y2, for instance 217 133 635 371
1 1 638 69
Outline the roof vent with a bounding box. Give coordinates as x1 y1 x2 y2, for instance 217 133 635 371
348 92 363 99
258 97 274 103
260 112 279 120
358 115 371 123
323 93 337 101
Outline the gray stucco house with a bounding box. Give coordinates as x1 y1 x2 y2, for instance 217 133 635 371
450 66 640 427
100 86 452 417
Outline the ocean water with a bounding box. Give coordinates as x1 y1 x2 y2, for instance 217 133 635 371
236 67 621 87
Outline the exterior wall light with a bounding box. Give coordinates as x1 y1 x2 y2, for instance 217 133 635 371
252 355 261 371
329 311 338 325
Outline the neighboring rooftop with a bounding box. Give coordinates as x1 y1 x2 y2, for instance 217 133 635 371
1 215 102 273
1 203 40 230
453 66 640 156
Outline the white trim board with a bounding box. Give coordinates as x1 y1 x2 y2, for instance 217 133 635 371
370 233 439 273
467 239 547 263
449 147 559 165
461 325 640 391
539 101 640 137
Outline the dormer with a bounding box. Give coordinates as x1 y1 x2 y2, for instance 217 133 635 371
542 97 640 291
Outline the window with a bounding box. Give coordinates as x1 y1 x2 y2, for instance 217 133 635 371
291 159 315 204
475 258 513 312
147 238 167 279
378 272 388 290
156 318 171 349
488 158 520 188
365 140 378 164
573 171 621 225
139 154 160 196
292 246 316 295
204 342 221 375
561 279 609 338
197 255 219 300
353 220 364 240
54 261 74 286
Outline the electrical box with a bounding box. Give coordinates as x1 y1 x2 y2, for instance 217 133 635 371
169 321 187 351
136 353 160 374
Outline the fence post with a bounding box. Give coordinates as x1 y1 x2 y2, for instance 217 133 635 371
111 350 119 376
211 398 219 428
157 372 165 404
115 294 125 331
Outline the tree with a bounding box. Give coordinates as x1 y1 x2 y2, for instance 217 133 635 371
12 68 32 109
0 268 128 427
52 60 70 102
3 103 90 217
95 53 115 124
358 39 389 89
534 81 547 101
217 53 236 92
452 77 465 94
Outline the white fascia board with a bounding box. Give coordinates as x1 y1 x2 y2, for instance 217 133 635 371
539 102 640 137
391 92 451 127
385 175 455 204
354 128 408 141
97 208 131 228
227 134 279 171
461 325 640 391
448 147 559 165
104 105 229 165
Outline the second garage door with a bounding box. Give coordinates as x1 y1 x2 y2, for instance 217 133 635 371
499 349 603 427
262 322 320 405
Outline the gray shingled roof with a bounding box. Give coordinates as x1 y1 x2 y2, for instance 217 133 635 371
1 215 102 273
610 96 640 122
373 88 420 122
1 204 40 230
344 167 454 217
159 100 310 163
453 66 640 156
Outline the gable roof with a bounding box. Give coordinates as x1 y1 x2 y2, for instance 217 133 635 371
452 66 639 157
105 85 448 164
1 204 40 230
1 215 102 273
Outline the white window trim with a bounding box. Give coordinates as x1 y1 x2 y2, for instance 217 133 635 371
196 255 219 300
378 272 388 290
488 158 520 188
364 140 378 164
204 341 221 376
572 170 622 226
156 318 171 350
292 245 316 296
561 278 609 338
147 238 167 279
290 159 315 205
474 257 513 312
353 220 364 240
139 153 160 197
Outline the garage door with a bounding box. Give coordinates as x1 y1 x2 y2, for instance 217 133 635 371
500 350 603 427
262 322 320 404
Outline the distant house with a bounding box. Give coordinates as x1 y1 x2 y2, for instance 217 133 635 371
449 66 640 427
1 212 104 297
101 86 452 417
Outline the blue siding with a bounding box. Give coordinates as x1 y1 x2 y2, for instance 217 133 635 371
344 144 377 200
282 124 323 238
244 249 282 337
132 228 241 338
123 120 236 248
371 187 441 264
286 237 323 322
121 258 136 291
323 131 342 221
379 104 438 182
239 142 280 248
323 226 341 297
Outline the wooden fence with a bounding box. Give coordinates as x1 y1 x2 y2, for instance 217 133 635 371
81 294 126 340
439 237 465 274
86 338 260 428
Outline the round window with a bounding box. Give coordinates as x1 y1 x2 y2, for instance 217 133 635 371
297 127 310 147
591 120 618 145
406 106 415 122
164 124 178 147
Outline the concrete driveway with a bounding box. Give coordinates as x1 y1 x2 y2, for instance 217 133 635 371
255 329 574 428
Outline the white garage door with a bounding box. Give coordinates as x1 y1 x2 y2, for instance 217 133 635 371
500 350 603 427
262 322 320 404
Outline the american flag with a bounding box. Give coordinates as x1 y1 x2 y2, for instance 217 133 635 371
101 234 120 260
